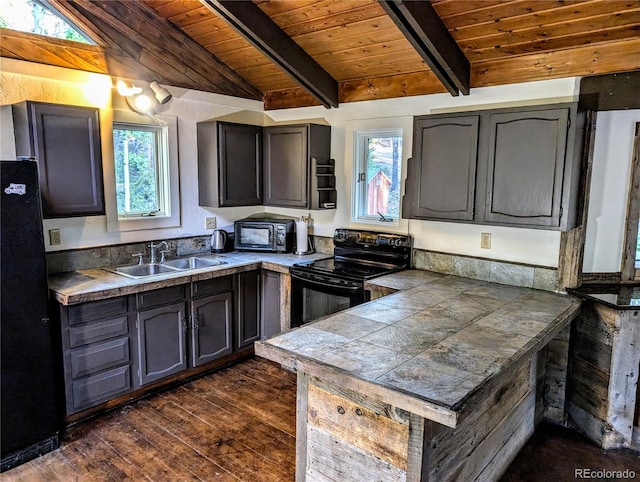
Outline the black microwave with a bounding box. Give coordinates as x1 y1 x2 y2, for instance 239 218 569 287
234 217 295 253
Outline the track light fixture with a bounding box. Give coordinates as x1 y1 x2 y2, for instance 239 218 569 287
149 81 172 104
116 79 173 116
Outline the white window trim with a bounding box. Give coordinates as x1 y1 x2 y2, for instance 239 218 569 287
352 127 403 226
106 111 180 232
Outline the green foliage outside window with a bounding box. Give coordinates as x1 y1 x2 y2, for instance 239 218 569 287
0 0 93 44
113 128 160 216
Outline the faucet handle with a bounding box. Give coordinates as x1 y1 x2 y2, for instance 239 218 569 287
159 250 167 263
132 253 144 265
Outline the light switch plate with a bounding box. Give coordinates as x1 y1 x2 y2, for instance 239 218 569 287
205 217 217 229
481 232 491 249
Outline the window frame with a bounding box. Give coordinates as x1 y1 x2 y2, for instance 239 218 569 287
112 122 169 219
106 112 180 233
621 121 640 281
352 128 403 226
3 0 96 44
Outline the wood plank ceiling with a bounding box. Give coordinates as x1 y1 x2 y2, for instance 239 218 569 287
1 0 639 110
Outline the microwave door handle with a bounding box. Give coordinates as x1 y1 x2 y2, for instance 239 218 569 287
290 273 361 292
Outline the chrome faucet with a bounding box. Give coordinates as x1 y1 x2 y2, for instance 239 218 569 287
149 241 168 264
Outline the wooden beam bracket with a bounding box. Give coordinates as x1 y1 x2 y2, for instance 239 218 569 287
380 0 470 96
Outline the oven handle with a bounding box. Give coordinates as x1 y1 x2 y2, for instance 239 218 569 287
290 272 362 292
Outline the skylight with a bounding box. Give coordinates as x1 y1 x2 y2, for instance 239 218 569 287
0 0 95 44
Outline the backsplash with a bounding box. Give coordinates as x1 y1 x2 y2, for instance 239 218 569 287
412 249 559 292
46 235 559 292
46 236 211 274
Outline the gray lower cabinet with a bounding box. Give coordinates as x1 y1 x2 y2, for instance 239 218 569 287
261 270 282 338
190 292 233 367
60 297 132 415
404 103 584 230
236 270 260 349
135 301 188 385
59 271 266 417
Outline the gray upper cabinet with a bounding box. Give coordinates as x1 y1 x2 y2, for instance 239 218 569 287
197 121 262 207
405 103 584 230
482 108 570 227
12 101 105 218
407 115 479 221
263 124 331 208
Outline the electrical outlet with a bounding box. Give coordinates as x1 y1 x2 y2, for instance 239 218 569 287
205 217 217 229
481 232 491 249
49 229 61 246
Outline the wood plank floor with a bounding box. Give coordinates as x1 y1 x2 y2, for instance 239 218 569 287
2 356 640 481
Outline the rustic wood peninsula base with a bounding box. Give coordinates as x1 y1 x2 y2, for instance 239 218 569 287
256 270 581 481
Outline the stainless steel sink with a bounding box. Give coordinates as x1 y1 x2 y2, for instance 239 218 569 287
104 256 227 278
161 256 227 270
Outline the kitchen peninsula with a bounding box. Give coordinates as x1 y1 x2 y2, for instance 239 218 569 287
255 270 581 481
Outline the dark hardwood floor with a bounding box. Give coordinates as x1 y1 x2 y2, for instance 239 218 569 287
2 356 639 481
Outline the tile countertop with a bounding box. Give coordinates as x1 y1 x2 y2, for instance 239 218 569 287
48 251 331 306
255 270 582 428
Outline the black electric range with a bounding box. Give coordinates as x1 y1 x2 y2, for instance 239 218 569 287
290 229 411 326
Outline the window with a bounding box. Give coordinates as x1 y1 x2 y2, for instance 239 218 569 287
106 113 180 233
1 0 94 44
113 123 169 219
353 129 403 223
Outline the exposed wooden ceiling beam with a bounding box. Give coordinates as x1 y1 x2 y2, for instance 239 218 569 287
201 0 339 109
49 0 262 100
380 0 470 96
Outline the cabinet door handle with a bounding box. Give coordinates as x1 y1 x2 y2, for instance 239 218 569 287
193 314 200 330
182 319 188 333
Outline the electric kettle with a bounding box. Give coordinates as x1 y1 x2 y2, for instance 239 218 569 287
211 229 227 253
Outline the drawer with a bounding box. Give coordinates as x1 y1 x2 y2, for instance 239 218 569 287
68 297 127 325
137 285 185 310
192 276 233 298
71 365 131 411
69 316 128 348
70 337 130 378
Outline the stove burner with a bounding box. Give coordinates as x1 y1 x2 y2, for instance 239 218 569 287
291 229 411 283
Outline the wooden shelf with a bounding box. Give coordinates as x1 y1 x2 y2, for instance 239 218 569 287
310 157 336 209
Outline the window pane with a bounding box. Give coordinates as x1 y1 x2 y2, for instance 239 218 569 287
364 136 402 218
1 0 94 44
113 128 160 216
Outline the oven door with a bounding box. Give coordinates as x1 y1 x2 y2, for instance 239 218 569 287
290 271 367 327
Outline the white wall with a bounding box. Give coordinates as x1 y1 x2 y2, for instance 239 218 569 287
1 58 583 267
266 78 579 267
582 110 640 273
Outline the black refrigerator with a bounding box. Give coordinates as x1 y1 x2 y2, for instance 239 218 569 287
1 159 61 471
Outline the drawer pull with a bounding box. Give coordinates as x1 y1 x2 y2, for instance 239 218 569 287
337 405 345 414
